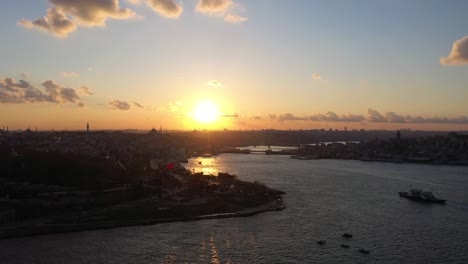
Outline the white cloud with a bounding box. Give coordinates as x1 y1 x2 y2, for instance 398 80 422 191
19 0 137 37
196 0 232 14
78 86 93 96
311 72 329 84
18 8 77 38
145 0 183 18
224 14 247 24
20 73 30 79
155 101 182 112
207 80 222 87
61 71 79 77
221 113 239 118
49 0 136 26
440 36 468 65
196 0 247 24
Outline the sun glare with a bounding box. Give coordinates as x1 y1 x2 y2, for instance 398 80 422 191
193 100 220 124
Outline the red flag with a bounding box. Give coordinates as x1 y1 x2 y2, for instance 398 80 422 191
166 163 174 170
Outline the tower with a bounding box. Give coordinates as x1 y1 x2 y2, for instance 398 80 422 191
87 122 89 133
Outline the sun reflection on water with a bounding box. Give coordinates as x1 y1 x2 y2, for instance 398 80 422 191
200 240 206 263
188 157 223 176
209 235 220 264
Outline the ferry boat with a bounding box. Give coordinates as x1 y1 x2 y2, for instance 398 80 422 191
398 189 446 204
358 248 370 254
341 233 352 238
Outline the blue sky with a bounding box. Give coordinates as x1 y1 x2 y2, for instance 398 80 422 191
1 0 467 130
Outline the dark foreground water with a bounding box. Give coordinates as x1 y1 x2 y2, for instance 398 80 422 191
1 154 468 264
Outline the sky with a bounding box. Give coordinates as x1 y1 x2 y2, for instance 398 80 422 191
1 0 468 131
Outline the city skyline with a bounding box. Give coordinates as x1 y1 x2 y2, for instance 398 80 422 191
1 0 468 131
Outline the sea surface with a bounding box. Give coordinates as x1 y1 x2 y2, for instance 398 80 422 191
2 152 468 264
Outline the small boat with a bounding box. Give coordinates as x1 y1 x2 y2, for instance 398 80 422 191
340 244 350 248
317 240 326 245
398 188 446 204
358 248 370 254
290 155 311 160
342 233 352 238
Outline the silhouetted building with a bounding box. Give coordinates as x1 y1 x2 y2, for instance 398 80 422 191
148 126 159 137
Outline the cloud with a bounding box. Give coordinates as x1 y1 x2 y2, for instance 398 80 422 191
311 72 329 84
265 109 468 124
367 108 386 122
61 71 79 77
440 36 468 65
78 86 93 96
19 0 137 37
269 112 365 122
196 0 232 14
20 73 30 79
368 109 468 124
224 14 247 24
77 102 85 107
196 0 247 24
145 0 182 18
207 80 222 87
110 100 131 110
132 101 144 108
156 101 182 112
409 116 468 124
42 80 80 103
49 0 136 25
312 73 321 81
18 8 77 38
127 0 142 4
0 77 85 105
384 112 405 123
221 113 239 118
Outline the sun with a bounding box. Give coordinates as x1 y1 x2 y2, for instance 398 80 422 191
193 100 220 124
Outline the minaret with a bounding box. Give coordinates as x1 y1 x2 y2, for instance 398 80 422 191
87 122 89 133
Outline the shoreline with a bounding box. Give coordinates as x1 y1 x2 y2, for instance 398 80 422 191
0 199 285 240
